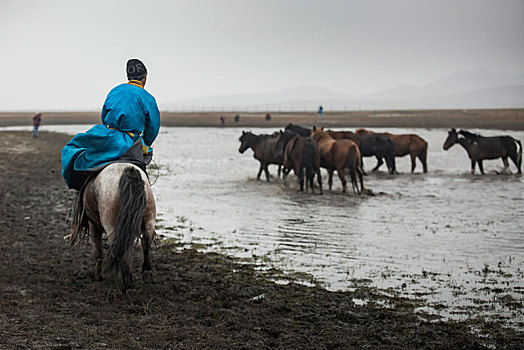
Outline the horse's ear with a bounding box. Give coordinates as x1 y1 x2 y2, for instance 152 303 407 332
242 131 245 135
312 126 316 131
451 128 456 133
321 127 324 131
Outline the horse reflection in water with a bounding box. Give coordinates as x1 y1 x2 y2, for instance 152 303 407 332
443 128 522 174
70 163 156 292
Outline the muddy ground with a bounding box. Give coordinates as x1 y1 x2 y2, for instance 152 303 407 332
0 130 523 349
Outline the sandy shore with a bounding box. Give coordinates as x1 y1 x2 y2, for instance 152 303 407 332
0 130 522 349
1 108 523 130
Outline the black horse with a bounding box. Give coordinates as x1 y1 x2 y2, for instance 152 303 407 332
284 123 311 137
357 134 396 174
443 129 522 174
238 131 283 181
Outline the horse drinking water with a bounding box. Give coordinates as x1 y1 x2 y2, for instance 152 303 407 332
443 128 522 174
70 163 156 292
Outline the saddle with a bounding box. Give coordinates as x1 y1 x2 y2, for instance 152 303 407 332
69 139 152 191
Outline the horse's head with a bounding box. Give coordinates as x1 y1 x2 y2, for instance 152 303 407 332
443 128 459 150
310 126 329 142
238 131 257 153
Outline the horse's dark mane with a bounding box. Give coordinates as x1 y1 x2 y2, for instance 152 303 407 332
285 123 311 136
459 130 482 139
259 133 278 140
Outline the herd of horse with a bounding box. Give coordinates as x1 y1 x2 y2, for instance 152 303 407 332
68 125 522 293
239 124 522 195
239 123 430 195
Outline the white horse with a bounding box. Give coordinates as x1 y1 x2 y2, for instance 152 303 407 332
70 163 156 292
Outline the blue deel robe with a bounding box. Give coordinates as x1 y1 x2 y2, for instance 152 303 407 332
61 82 160 189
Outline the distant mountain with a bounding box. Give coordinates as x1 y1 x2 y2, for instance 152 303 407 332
161 69 524 111
360 69 524 100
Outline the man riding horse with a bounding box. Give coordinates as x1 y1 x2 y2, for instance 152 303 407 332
61 59 160 291
61 59 160 190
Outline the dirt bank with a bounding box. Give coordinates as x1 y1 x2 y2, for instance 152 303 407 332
1 108 523 130
0 130 522 349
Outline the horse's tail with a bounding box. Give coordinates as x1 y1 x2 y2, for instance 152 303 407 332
516 139 522 172
346 144 363 194
303 139 314 184
420 139 429 173
108 166 147 269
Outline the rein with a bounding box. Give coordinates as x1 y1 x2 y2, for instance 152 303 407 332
148 158 160 186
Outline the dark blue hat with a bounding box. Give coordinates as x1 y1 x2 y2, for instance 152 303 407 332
126 59 147 80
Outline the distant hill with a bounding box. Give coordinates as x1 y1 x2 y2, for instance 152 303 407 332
162 69 524 111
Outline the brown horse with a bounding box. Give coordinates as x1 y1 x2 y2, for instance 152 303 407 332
238 131 283 181
69 163 156 292
443 128 522 174
310 127 364 194
282 135 323 194
326 130 361 146
356 128 428 173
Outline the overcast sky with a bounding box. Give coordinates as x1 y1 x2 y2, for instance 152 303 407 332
1 0 523 111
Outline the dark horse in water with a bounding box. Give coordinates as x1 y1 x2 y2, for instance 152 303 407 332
356 128 428 173
284 123 311 137
277 130 323 193
443 128 522 174
310 127 364 194
69 163 156 292
352 129 396 174
238 131 283 181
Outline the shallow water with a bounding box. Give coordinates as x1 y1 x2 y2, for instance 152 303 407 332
152 126 524 327
8 124 523 327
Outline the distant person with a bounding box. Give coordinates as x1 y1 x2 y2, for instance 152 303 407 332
234 114 239 123
220 115 225 126
265 113 271 121
32 113 42 137
318 105 324 120
61 59 160 190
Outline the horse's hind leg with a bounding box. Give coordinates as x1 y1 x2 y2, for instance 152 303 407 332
419 148 428 173
502 157 510 174
141 220 155 283
316 168 323 194
350 169 359 195
410 153 417 173
90 222 104 281
298 168 305 191
336 168 347 193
